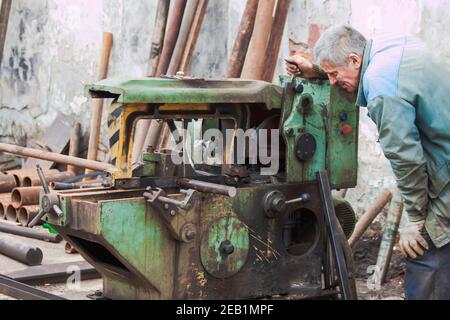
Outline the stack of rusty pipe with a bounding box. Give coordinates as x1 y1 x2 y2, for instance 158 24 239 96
0 168 75 226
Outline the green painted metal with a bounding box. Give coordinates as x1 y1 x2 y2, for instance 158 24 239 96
327 86 359 187
86 78 283 110
99 198 176 299
281 76 358 188
200 216 250 279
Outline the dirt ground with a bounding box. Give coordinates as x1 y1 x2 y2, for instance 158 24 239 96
353 221 406 300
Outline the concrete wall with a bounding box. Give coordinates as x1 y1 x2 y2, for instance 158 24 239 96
1 0 449 214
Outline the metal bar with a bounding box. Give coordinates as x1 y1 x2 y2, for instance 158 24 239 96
5 261 100 286
167 0 200 75
0 0 12 66
156 0 187 75
0 274 66 300
226 0 259 78
0 222 62 243
67 122 81 175
0 236 43 266
147 0 171 77
241 0 276 80
317 171 352 300
376 190 403 285
0 142 116 172
179 0 209 73
262 0 291 82
180 178 237 197
86 32 113 176
348 189 392 247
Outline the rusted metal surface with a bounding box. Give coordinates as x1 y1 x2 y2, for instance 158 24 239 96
86 32 113 176
0 0 12 71
156 0 187 75
11 187 41 209
0 236 43 266
167 0 200 75
376 191 403 285
241 0 276 80
23 171 75 187
147 0 171 77
18 205 41 226
0 142 117 172
262 0 291 82
68 122 81 175
4 261 99 285
12 169 59 187
227 0 259 78
179 0 209 73
0 200 11 220
0 222 62 243
0 174 16 192
180 179 237 197
0 274 66 300
5 204 17 222
348 189 393 247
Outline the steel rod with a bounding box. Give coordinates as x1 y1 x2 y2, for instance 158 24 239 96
0 236 43 266
0 222 63 243
0 142 116 172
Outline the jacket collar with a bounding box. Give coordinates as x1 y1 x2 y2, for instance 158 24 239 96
356 40 373 107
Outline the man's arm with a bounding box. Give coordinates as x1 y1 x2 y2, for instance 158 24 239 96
367 95 429 221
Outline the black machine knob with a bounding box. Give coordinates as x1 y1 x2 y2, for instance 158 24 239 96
220 240 235 256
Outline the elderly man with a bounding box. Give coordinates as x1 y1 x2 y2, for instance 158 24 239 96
285 25 450 300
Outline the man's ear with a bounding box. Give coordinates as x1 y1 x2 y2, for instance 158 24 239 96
348 53 362 70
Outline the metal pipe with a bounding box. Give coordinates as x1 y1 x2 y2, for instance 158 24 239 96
50 181 103 191
226 0 259 78
0 0 12 67
156 0 187 75
262 0 291 82
0 142 117 172
147 0 171 77
376 191 403 285
167 0 200 75
0 200 11 220
5 204 17 222
179 178 237 197
67 122 81 175
18 206 41 227
0 222 63 243
179 0 209 73
0 236 43 266
86 32 113 175
348 189 393 247
0 174 16 193
241 0 276 80
23 171 75 187
11 187 42 209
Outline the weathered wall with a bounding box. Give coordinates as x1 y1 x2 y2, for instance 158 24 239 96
0 0 449 213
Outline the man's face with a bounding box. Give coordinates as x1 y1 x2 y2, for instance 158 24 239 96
321 54 362 93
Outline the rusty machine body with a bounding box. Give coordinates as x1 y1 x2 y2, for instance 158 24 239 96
39 76 359 300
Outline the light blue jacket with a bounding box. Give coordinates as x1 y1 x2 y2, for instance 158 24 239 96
356 35 450 248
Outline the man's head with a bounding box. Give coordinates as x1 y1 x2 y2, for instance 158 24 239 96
314 26 367 93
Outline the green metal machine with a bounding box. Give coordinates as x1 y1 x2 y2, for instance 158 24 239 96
39 76 359 300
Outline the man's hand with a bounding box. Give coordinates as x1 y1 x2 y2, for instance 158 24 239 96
285 55 318 80
399 220 429 259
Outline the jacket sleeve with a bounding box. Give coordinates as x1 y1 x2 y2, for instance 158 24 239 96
367 95 429 222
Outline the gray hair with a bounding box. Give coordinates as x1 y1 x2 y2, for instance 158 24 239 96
314 25 367 67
